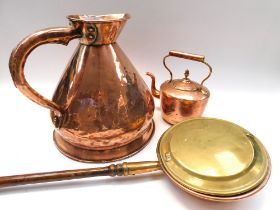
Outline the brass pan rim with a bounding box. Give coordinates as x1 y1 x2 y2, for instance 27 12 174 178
166 156 270 202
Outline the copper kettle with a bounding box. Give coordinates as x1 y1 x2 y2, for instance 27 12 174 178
9 14 155 162
146 50 212 124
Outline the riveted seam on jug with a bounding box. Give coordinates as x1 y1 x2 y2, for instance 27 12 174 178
80 24 98 45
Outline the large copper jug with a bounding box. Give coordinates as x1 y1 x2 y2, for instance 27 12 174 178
9 14 155 162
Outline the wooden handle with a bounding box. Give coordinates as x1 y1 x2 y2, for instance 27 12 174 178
169 50 205 62
0 161 160 188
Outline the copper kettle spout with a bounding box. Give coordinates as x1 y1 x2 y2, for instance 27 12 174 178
146 72 160 98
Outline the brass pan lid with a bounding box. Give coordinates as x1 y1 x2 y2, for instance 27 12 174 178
157 118 270 197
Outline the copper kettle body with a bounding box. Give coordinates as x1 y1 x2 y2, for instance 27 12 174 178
9 14 155 162
147 51 212 125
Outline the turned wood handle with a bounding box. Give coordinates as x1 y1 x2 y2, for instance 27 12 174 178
169 50 205 62
0 161 161 188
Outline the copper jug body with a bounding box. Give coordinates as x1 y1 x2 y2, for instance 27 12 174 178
9 14 155 162
147 51 212 124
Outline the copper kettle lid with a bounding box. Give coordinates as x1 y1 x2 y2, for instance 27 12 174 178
171 70 203 92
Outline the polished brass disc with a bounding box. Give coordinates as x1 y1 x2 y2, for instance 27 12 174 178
157 118 270 197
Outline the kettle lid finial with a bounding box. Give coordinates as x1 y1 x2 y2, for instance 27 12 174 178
184 70 190 80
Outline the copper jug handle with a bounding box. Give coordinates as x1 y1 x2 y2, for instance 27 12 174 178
9 27 81 116
163 50 212 86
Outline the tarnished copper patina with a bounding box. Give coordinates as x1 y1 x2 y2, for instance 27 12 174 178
147 50 212 124
0 118 271 202
9 14 155 162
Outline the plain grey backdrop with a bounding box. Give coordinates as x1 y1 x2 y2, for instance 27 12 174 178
0 0 279 92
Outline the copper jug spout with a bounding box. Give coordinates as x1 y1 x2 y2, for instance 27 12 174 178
146 72 160 98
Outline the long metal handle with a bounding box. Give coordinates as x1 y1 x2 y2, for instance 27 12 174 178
9 26 81 117
163 50 212 86
0 161 161 188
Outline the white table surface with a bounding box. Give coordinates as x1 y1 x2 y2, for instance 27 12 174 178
0 83 278 210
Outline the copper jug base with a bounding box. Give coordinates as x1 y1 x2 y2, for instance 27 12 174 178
53 121 155 163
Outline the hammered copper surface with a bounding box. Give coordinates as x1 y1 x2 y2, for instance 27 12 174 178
9 14 155 162
147 50 212 124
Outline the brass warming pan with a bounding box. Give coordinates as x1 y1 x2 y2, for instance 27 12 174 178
0 118 271 202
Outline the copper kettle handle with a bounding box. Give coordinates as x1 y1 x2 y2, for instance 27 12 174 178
163 50 212 86
9 27 81 116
